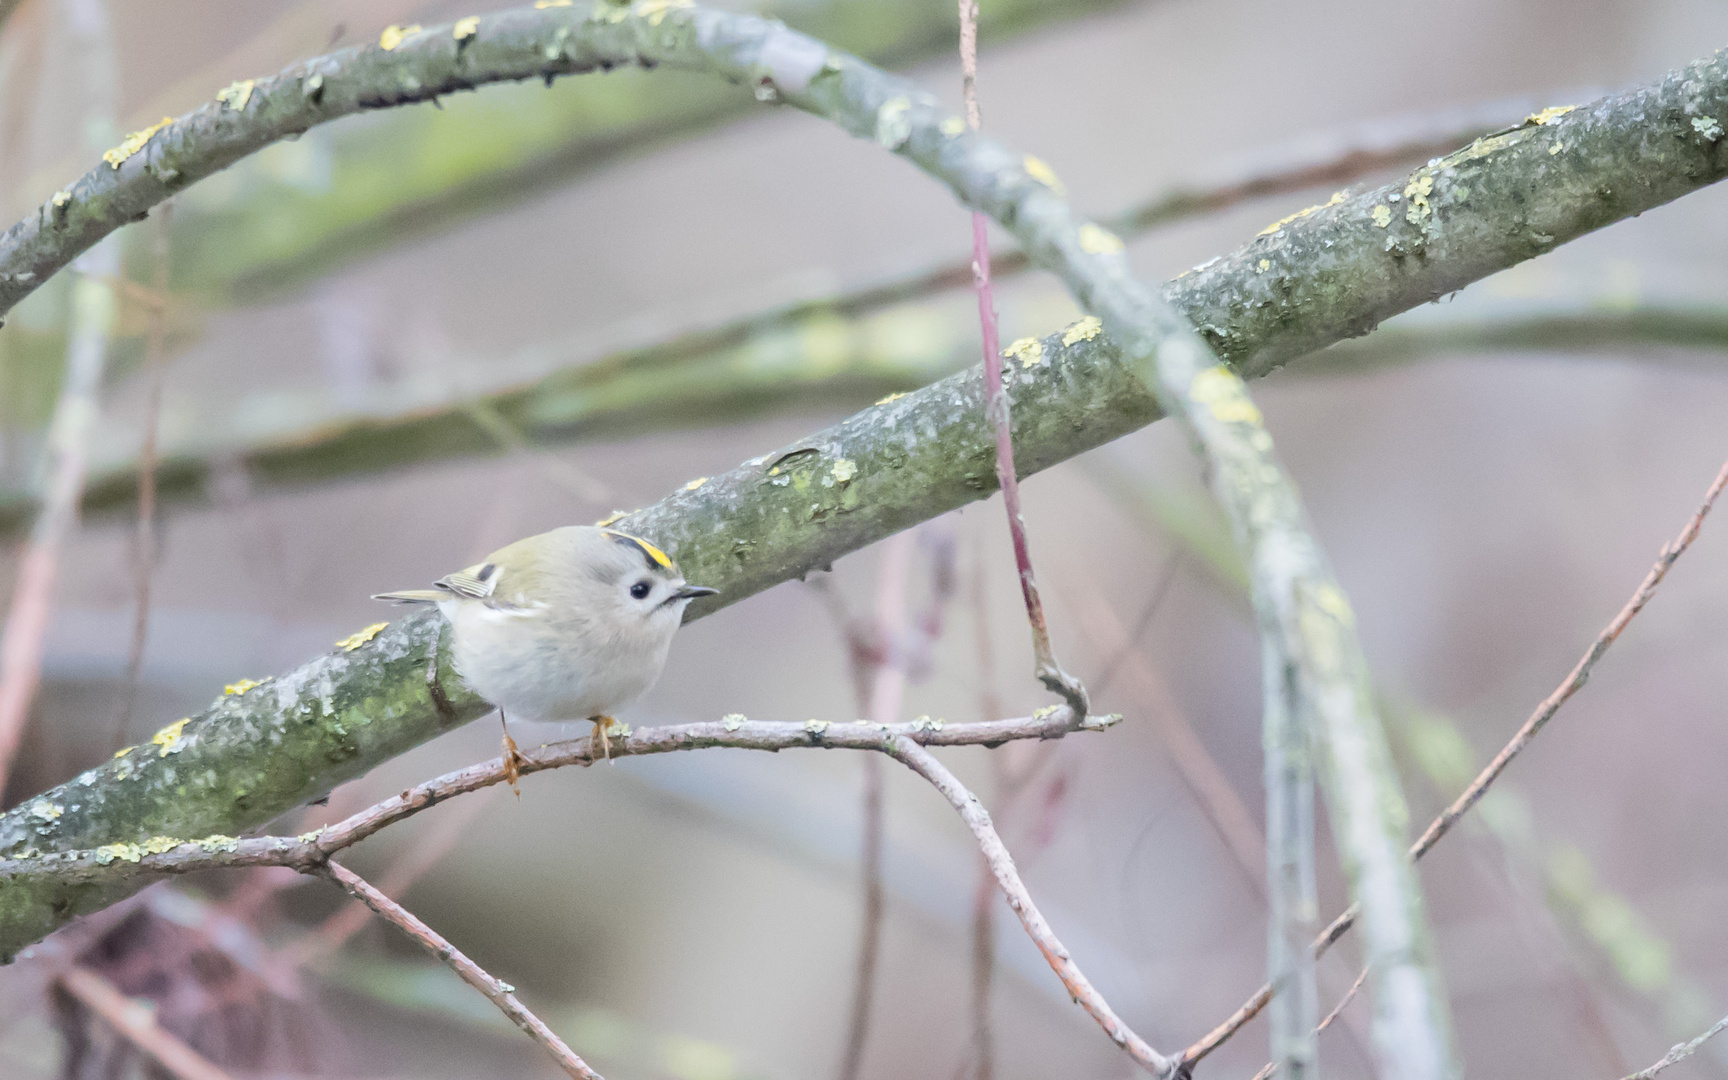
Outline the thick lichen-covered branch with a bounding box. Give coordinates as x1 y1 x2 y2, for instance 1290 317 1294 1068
2 4 1726 988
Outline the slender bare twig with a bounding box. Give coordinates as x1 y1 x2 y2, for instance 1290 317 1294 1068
314 860 600 1080
884 735 1172 1077
293 786 495 965
115 201 172 748
1315 965 1369 1035
1625 1015 1728 1080
1182 455 1728 1069
959 0 1084 717
55 964 237 1080
838 529 914 1080
0 711 1116 887
967 526 1004 1080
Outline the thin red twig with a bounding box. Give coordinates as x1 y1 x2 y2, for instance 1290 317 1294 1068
958 0 1085 716
1183 455 1728 1068
55 964 236 1080
314 860 601 1080
886 736 1173 1077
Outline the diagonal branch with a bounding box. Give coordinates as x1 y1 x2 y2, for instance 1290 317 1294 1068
885 735 1171 1076
3 3 1727 967
314 859 600 1080
54 963 236 1080
1184 454 1728 1069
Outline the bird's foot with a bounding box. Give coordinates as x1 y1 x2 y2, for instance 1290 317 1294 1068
590 716 617 763
501 730 524 797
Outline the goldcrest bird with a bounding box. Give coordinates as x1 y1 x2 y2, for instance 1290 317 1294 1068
373 526 716 772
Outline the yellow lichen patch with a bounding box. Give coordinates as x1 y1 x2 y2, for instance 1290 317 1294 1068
535 0 574 6
636 0 693 25
1403 172 1435 226
197 835 240 853
1257 191 1345 236
217 79 255 112
594 509 635 527
454 16 481 40
1371 204 1393 228
1189 365 1263 426
224 677 267 696
379 24 422 50
153 718 191 758
1077 224 1124 255
874 391 907 405
113 745 134 759
721 713 746 731
297 830 323 843
829 458 857 484
683 477 709 492
335 622 389 651
1526 104 1577 126
1308 582 1356 626
95 843 144 865
1061 315 1103 346
1549 141 1564 155
1022 155 1066 197
1256 259 1271 273
1003 336 1044 368
939 116 966 136
51 190 71 209
102 117 173 169
142 836 182 856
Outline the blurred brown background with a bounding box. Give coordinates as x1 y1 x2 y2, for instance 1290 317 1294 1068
1 0 1726 1078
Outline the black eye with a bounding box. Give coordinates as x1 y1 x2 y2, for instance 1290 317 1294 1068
630 580 653 600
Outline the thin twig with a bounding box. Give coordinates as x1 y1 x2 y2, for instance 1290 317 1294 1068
115 200 172 749
55 964 236 1080
1624 1015 1728 1080
959 0 1085 717
314 860 601 1080
1182 455 1728 1069
967 525 1003 1080
1315 964 1369 1035
884 736 1172 1077
292 786 495 965
0 710 1117 887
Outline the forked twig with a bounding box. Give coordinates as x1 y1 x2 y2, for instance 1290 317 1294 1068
1187 455 1728 1069
314 860 600 1080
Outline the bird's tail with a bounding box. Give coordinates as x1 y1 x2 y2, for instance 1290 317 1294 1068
372 589 446 604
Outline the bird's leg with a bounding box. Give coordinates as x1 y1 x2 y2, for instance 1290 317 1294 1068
499 709 523 797
589 715 614 763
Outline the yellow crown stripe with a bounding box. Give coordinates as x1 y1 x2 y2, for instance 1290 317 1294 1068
604 530 673 570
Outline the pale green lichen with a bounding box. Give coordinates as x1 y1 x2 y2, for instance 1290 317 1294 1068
875 97 912 149
1371 204 1394 228
804 718 829 735
829 458 857 484
1693 116 1724 141
196 835 240 853
720 713 746 731
1077 224 1124 255
1022 155 1065 196
1189 365 1264 426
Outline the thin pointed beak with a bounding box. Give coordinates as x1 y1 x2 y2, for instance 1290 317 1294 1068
675 585 719 600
